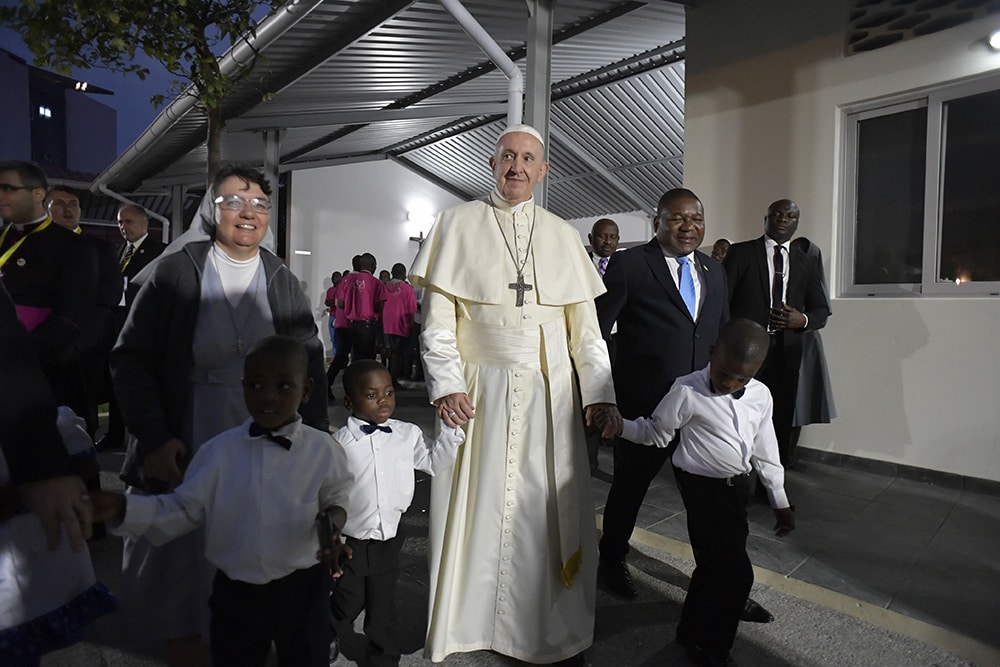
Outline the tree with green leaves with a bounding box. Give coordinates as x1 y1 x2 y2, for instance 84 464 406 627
0 0 283 186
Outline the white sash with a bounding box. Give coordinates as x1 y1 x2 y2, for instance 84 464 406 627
456 319 583 587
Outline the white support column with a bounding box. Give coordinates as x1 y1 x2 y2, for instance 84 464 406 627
262 128 282 255
526 0 555 208
170 184 185 241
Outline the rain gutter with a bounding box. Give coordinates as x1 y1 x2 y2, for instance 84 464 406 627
91 0 326 204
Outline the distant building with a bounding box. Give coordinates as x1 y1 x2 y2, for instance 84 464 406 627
0 47 116 176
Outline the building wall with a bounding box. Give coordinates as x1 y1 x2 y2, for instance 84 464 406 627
566 210 653 248
65 91 117 174
287 160 465 352
684 1 1000 480
0 51 31 160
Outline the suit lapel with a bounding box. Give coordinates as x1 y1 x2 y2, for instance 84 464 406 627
642 239 692 321
692 250 717 327
786 245 807 306
753 236 770 302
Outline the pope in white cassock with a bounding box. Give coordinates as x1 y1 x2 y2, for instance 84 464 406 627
409 124 622 664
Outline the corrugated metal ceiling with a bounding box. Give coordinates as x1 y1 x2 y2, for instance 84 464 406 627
96 0 688 221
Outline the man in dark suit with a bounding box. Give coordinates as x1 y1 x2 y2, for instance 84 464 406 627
588 217 620 276
48 186 123 437
595 188 729 598
723 199 831 469
96 203 165 451
115 204 166 309
585 217 620 473
0 161 98 415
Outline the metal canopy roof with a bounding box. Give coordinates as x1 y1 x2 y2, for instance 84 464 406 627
95 0 688 220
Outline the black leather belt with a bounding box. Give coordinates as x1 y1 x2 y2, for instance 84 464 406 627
726 471 752 486
677 468 752 486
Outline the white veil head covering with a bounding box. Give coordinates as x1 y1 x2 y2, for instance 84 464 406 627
130 175 277 288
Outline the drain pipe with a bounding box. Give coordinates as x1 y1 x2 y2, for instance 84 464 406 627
96 184 172 242
91 0 326 214
439 0 523 126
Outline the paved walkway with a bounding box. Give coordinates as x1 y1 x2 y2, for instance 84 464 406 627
40 386 1000 666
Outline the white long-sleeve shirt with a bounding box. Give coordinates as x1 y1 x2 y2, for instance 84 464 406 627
621 367 789 509
114 417 353 584
333 415 464 541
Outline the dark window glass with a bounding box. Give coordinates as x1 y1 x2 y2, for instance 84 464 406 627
939 89 1000 284
854 108 926 285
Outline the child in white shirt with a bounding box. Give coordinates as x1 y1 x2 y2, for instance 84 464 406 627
92 335 352 666
330 360 464 666
608 319 794 667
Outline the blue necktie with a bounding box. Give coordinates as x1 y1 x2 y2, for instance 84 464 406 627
677 256 697 318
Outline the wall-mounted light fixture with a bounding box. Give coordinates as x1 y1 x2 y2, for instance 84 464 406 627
406 208 436 241
407 210 435 226
989 28 1000 50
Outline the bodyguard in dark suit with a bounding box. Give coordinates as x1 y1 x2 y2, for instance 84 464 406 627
595 189 729 597
723 199 831 467
97 204 166 451
116 204 167 310
48 186 123 438
0 161 98 414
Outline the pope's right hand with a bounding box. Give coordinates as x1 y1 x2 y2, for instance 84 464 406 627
436 393 474 427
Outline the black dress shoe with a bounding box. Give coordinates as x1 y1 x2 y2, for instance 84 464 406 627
598 559 637 599
740 598 774 623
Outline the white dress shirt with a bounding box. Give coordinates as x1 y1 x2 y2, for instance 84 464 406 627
119 233 149 306
334 415 465 541
114 417 353 584
621 367 788 508
764 236 789 308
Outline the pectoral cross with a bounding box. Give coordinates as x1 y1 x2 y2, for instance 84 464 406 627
508 272 533 307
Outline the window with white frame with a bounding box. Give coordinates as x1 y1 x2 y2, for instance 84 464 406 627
842 76 1000 296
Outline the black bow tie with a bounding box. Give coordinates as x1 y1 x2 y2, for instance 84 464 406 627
359 422 392 435
249 422 292 450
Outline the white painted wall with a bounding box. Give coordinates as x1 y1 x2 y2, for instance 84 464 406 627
566 210 653 248
286 160 464 351
685 1 1000 480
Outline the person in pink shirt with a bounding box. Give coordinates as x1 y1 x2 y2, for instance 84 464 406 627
324 271 343 352
375 269 391 366
381 263 418 388
327 253 386 387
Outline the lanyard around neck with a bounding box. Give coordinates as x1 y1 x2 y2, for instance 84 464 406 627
0 217 53 269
